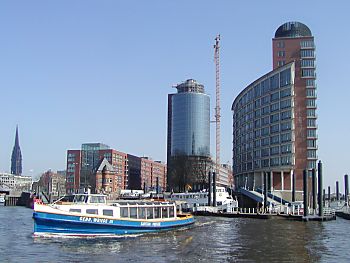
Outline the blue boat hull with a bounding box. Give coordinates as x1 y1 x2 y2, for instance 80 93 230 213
33 212 195 236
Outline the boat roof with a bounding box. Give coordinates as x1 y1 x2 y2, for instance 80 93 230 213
74 193 107 197
111 200 175 206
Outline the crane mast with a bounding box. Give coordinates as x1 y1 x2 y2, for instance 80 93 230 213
214 35 221 183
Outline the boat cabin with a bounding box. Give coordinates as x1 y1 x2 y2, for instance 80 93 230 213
54 195 178 220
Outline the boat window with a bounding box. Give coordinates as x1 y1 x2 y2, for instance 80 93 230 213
120 207 128 218
74 195 88 203
169 207 174 217
86 209 98 215
154 207 161 219
90 196 106 204
146 207 154 219
162 207 168 218
138 207 146 219
69 208 81 213
103 209 113 216
130 207 137 219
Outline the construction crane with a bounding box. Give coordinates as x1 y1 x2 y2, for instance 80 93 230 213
214 35 221 183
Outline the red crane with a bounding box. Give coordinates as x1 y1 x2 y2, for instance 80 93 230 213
214 35 221 183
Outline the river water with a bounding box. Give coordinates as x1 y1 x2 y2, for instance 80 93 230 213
0 206 349 262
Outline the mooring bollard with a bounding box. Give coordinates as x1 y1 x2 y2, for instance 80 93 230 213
345 174 349 205
208 171 212 206
303 170 309 217
318 161 323 217
292 171 296 202
312 169 317 215
336 181 339 201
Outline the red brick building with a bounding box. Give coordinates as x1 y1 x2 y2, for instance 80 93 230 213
66 144 127 195
66 144 166 195
66 150 81 193
128 155 167 192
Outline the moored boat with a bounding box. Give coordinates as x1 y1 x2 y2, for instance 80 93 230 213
0 194 5 205
33 193 194 236
170 186 238 212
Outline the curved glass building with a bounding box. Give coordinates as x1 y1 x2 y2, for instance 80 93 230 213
167 79 210 191
168 79 210 157
232 22 317 199
172 90 210 156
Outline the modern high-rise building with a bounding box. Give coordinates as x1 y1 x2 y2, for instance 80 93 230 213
232 22 317 199
167 79 211 191
11 126 22 175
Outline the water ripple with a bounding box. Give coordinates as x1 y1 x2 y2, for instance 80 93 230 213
1 207 349 262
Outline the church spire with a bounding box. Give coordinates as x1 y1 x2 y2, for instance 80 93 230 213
11 125 22 175
15 125 20 146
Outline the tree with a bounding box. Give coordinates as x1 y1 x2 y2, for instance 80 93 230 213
168 155 211 192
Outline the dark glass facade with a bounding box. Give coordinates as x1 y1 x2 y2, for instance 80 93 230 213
81 143 110 189
171 93 210 157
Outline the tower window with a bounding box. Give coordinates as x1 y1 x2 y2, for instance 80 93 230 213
300 40 314 48
278 51 285 57
277 41 285 48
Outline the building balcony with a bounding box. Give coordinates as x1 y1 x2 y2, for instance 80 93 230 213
306 94 317 99
307 145 318 150
301 75 316 79
307 156 318 160
306 105 317 109
307 135 318 139
307 116 318 120
300 65 316 69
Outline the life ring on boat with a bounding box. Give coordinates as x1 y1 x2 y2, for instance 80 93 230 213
34 198 43 204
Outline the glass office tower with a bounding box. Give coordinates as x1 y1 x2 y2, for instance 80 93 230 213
171 80 210 157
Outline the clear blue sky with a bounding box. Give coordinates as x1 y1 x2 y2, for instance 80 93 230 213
0 1 349 190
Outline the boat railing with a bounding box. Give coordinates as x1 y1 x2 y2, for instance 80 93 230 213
323 207 336 216
112 201 175 208
51 194 68 205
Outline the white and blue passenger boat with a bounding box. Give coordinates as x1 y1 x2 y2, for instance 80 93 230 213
33 193 194 236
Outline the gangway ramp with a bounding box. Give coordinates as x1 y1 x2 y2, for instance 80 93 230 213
255 188 289 205
239 188 280 206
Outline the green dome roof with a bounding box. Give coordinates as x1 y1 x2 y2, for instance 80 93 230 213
275 22 312 38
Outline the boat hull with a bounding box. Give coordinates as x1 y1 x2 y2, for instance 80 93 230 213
33 211 194 236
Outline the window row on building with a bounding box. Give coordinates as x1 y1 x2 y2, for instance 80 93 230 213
234 154 295 173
